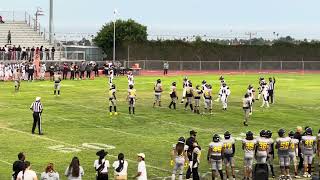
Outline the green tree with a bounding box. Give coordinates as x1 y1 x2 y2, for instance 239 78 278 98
93 19 148 56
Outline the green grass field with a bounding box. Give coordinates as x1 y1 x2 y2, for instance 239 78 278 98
0 73 319 179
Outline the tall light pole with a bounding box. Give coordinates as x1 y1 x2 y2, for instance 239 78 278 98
245 32 257 45
113 9 118 63
49 0 53 44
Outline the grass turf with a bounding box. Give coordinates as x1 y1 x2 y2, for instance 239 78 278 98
0 73 319 179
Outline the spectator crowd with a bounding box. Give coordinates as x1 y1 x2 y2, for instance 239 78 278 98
12 150 145 180
0 45 56 61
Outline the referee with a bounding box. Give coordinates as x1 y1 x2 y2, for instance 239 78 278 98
30 97 43 135
268 77 276 104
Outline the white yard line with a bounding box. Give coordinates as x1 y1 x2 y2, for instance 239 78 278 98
0 126 171 173
0 159 11 165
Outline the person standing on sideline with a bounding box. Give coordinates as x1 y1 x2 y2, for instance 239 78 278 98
7 30 11 44
134 153 147 180
12 152 26 180
40 63 46 81
86 62 92 79
39 46 43 60
268 77 276 104
40 163 60 180
28 62 35 82
13 68 22 91
30 97 43 135
51 47 55 60
185 130 197 179
170 137 188 180
79 61 86 80
45 48 50 60
112 153 128 180
94 150 110 180
62 63 69 80
294 126 304 171
65 157 84 180
16 161 38 180
53 71 62 96
163 61 169 76
70 63 75 80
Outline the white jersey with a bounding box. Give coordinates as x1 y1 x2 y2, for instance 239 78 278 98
183 80 189 89
202 84 208 91
40 64 46 73
247 88 255 99
0 64 4 77
219 86 231 97
262 85 269 96
128 74 134 85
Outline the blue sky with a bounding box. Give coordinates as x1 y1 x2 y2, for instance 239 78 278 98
1 0 320 40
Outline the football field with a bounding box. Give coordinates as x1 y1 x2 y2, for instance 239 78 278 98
0 73 319 179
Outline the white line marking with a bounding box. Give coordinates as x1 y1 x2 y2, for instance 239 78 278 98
0 159 11 165
0 126 171 173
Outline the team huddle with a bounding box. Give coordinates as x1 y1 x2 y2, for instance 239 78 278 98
170 127 319 180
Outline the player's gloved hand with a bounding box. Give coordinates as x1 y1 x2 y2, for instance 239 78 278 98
170 160 174 166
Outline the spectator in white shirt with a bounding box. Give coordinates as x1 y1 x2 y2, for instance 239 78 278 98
17 161 38 180
112 153 128 180
134 153 147 180
94 150 110 180
40 163 60 180
65 157 84 180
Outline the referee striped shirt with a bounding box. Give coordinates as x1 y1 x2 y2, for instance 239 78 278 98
268 80 275 90
30 101 43 113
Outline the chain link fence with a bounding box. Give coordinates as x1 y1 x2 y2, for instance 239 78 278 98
123 60 320 71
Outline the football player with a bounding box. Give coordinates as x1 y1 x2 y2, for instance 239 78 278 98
127 71 134 87
275 129 291 180
53 71 62 96
203 84 213 114
13 68 22 91
153 79 163 108
40 63 46 80
242 131 256 180
260 82 269 108
181 76 189 103
108 67 114 86
219 83 231 111
247 85 255 115
0 62 5 81
257 77 266 100
222 131 236 180
184 82 194 111
171 137 188 180
266 130 275 178
255 130 270 164
193 85 203 114
242 93 251 126
201 80 208 91
190 141 201 180
207 134 224 180
127 84 136 114
108 84 117 116
301 128 317 178
169 82 178 110
288 131 299 178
